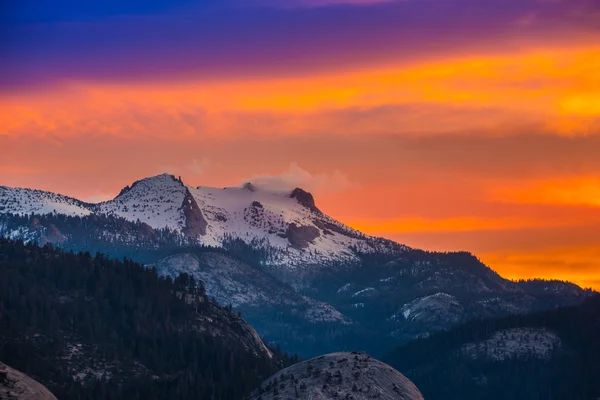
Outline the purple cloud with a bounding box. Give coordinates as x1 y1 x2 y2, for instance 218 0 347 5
1 0 598 89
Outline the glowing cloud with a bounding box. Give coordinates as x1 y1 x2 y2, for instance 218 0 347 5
243 163 357 194
2 45 599 139
492 177 600 207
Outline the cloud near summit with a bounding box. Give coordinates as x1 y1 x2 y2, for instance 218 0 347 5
242 163 358 194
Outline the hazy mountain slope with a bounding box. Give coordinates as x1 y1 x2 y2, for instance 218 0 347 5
0 239 282 400
304 250 592 349
155 251 349 323
383 295 600 400
154 251 367 357
247 352 424 400
0 362 57 400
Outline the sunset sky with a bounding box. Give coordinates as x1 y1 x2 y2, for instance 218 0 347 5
2 0 600 288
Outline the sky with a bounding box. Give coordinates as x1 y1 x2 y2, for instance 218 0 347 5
1 0 600 288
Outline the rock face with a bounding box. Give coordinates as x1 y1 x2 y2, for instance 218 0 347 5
286 223 320 249
180 188 208 237
0 362 57 400
247 352 424 400
393 292 465 329
289 187 320 213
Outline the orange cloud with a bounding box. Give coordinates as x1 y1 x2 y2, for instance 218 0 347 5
480 246 600 290
491 177 600 207
347 216 551 234
2 36 600 290
1 44 598 139
381 222 600 290
346 205 600 234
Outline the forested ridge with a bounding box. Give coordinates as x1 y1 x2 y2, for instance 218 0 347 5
0 238 293 399
384 295 600 400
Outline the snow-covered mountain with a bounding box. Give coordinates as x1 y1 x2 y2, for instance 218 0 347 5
1 174 406 268
0 174 594 358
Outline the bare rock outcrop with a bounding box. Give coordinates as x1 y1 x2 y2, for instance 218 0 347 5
0 361 57 400
286 223 320 249
247 352 424 400
290 188 320 213
181 189 207 237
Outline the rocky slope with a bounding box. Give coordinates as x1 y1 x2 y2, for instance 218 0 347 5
0 362 57 400
307 250 592 350
247 352 423 400
156 251 349 323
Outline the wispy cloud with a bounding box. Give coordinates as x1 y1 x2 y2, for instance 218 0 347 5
188 157 211 175
243 163 358 194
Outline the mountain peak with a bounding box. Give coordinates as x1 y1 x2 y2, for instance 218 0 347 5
99 173 191 232
1 174 408 267
290 187 319 213
115 173 183 199
242 182 258 192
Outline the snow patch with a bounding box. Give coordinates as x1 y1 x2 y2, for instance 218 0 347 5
352 287 375 298
337 283 352 294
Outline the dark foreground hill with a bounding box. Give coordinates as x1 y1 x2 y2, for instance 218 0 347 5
0 361 57 400
247 352 423 400
384 295 600 400
0 238 290 400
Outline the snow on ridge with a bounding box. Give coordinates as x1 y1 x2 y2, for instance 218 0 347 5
337 283 353 294
0 186 92 217
186 182 408 265
97 173 188 231
1 174 410 267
